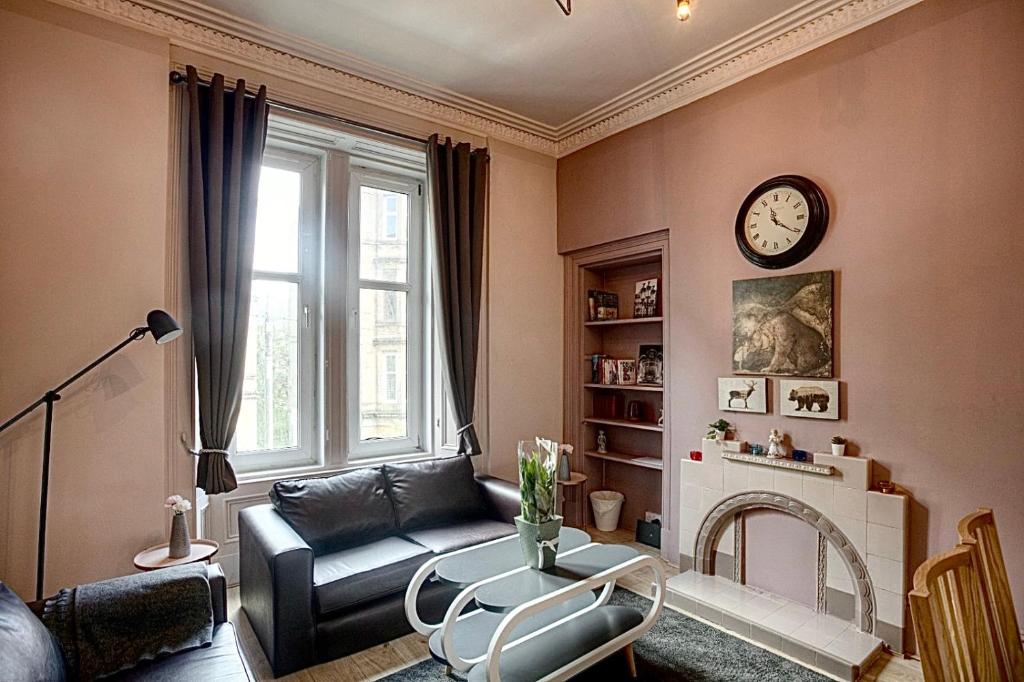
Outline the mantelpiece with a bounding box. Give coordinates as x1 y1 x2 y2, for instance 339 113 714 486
721 451 833 476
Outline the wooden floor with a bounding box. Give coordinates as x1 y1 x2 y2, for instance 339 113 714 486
227 528 922 681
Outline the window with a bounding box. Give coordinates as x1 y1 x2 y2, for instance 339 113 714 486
233 121 436 474
349 173 425 457
236 150 322 472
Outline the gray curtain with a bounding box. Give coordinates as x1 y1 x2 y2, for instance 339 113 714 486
426 134 489 455
186 66 269 493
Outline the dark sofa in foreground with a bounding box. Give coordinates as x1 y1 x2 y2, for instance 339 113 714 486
0 563 249 681
239 454 520 677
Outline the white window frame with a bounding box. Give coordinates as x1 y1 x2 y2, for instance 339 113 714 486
346 169 427 459
233 147 323 473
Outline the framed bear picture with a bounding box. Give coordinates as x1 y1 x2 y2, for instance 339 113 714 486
780 379 840 420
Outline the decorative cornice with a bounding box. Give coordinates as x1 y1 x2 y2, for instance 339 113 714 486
555 0 924 156
51 0 922 158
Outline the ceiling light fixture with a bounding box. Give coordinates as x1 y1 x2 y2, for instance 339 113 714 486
676 0 692 21
555 0 571 16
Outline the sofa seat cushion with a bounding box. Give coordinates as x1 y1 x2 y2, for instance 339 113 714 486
314 537 432 616
404 519 516 555
270 466 396 554
383 455 487 531
109 623 248 681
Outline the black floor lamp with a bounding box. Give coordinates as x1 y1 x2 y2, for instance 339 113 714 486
0 310 182 600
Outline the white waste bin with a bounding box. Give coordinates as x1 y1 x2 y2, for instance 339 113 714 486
590 490 625 532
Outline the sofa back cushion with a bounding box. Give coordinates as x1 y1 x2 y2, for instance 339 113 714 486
383 455 486 531
0 582 67 681
270 467 396 553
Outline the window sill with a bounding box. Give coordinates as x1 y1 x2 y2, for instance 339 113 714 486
234 450 444 486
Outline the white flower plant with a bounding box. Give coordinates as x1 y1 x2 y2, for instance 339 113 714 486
165 495 193 516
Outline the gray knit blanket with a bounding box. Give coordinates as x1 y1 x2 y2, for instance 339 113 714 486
42 563 213 680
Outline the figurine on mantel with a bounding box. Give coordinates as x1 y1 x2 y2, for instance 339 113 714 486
596 429 608 454
766 429 785 459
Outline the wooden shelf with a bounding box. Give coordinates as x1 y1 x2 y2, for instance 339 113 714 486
583 417 663 433
584 383 663 393
585 450 663 471
584 317 663 327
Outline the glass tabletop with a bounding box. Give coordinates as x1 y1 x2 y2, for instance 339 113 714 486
434 526 591 588
473 543 639 613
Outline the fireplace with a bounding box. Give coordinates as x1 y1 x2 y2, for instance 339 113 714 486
667 439 909 681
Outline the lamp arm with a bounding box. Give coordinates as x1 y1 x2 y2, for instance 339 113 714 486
0 327 149 433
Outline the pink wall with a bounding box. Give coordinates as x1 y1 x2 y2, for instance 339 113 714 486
557 0 1024 617
0 0 172 596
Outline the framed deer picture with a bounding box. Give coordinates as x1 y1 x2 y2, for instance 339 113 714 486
718 377 768 414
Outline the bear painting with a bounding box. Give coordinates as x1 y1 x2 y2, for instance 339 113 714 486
780 379 840 420
732 271 833 377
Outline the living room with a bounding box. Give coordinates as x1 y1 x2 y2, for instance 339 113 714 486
1 0 1021 680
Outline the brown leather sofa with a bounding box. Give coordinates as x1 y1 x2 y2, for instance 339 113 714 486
0 563 249 681
239 454 520 677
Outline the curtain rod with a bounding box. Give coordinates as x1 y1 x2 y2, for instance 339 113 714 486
169 70 429 147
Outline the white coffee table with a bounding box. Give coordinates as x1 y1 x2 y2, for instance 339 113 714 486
404 528 664 681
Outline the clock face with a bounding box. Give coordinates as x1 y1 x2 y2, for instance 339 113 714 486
743 186 810 256
735 175 829 269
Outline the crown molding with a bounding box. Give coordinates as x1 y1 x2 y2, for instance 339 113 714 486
555 0 924 156
50 0 922 158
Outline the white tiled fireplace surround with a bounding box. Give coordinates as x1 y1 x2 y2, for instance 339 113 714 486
667 439 909 681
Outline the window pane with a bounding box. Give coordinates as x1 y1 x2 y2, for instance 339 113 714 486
360 186 408 282
254 166 301 273
359 288 407 440
237 280 299 453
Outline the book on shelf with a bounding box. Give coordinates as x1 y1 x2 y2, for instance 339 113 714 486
587 289 618 321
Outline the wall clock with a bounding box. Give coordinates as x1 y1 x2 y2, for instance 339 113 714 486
735 175 829 269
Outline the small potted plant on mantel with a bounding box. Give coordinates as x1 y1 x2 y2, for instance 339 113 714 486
516 438 562 570
707 419 731 441
831 435 847 457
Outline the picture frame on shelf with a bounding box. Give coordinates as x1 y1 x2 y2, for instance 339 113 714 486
637 344 663 386
780 379 840 420
718 377 768 413
633 278 659 318
587 289 619 321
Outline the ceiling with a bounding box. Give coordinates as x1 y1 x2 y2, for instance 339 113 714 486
193 0 814 130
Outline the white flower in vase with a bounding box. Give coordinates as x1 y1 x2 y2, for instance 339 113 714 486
165 495 193 515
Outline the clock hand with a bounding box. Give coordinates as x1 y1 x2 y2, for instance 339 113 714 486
775 220 800 233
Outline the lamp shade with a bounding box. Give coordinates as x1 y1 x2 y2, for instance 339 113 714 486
146 309 183 344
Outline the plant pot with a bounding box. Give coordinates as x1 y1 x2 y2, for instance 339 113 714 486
515 515 562 570
831 443 846 457
168 513 191 559
715 430 726 441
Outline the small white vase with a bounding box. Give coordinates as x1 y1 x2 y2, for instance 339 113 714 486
831 443 846 457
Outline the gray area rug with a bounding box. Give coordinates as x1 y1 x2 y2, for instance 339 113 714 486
382 588 827 681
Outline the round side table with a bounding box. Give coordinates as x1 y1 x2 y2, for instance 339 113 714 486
557 472 589 530
133 539 220 571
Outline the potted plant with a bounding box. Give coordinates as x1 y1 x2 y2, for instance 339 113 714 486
831 435 847 457
516 438 562 570
707 419 731 441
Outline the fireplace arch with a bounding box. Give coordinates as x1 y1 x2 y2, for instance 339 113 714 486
693 490 877 634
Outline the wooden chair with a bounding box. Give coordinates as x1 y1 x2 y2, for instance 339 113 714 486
909 544 1005 681
958 508 1024 680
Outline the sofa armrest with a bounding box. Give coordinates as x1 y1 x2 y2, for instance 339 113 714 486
476 475 520 524
239 504 315 677
205 563 227 625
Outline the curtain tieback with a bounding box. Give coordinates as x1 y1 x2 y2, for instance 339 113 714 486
180 435 230 458
455 422 475 435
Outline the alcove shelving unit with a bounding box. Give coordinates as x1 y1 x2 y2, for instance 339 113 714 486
563 231 670 554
